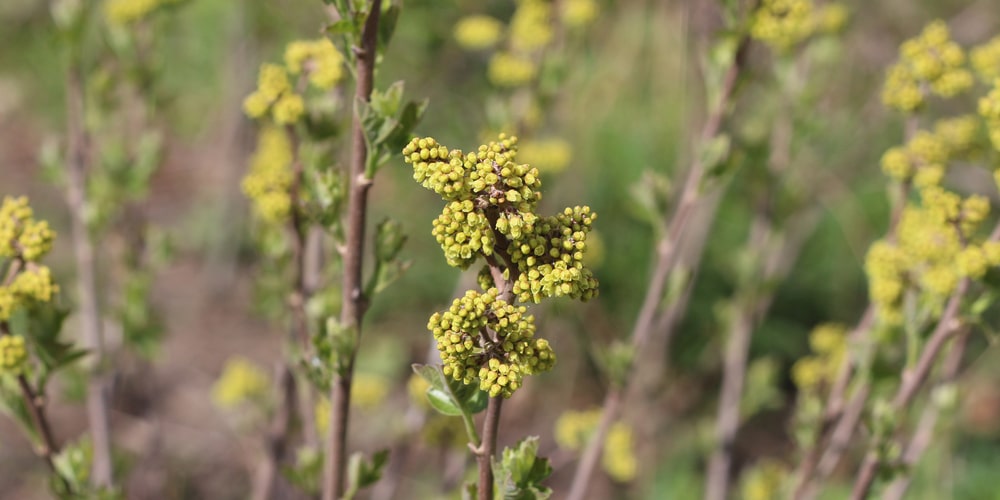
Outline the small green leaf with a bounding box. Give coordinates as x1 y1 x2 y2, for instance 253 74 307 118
426 388 463 416
493 436 553 499
344 449 389 499
377 4 400 50
325 19 356 36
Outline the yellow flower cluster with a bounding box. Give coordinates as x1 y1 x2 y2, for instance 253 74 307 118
488 52 538 88
518 138 572 174
457 0 599 88
454 15 504 50
741 459 789 500
751 0 815 52
553 409 636 482
882 21 974 112
407 373 431 409
0 196 55 262
0 335 28 374
316 397 330 435
971 36 1000 82
561 0 598 29
241 127 294 225
103 0 181 25
212 357 270 409
284 39 345 90
510 0 553 52
866 187 997 322
750 0 847 53
0 266 59 321
880 116 979 186
603 423 638 482
0 197 60 321
791 323 846 392
978 79 1000 151
243 64 305 125
351 374 389 409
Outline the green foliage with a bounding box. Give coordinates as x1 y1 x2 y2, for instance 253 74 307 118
492 436 553 500
343 449 389 499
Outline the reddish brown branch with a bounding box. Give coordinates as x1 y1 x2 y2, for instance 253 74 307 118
323 1 382 498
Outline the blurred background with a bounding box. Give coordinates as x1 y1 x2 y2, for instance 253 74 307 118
2 0 1000 498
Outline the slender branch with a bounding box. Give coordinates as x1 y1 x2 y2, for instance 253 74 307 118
882 330 968 500
849 280 969 499
477 397 503 500
323 1 382 498
65 45 114 489
565 35 750 500
252 363 296 500
792 120 918 500
1 322 70 492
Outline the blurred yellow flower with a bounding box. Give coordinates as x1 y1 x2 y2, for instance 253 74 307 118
212 357 270 409
454 15 504 50
488 52 537 87
518 138 572 174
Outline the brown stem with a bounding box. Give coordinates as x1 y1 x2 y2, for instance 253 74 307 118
477 397 503 500
566 35 750 500
65 49 114 489
252 363 297 500
1 322 70 492
323 2 382 498
850 279 970 499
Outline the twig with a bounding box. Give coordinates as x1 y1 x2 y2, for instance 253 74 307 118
882 330 968 500
792 118 918 500
252 364 296 500
323 1 382 498
565 35 750 500
477 397 503 500
1 322 70 492
65 45 114 489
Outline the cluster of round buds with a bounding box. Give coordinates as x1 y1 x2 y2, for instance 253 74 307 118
978 80 1000 151
241 127 294 225
510 206 599 303
403 135 542 208
749 0 847 53
432 200 495 268
971 35 1000 82
427 289 554 398
880 117 981 187
882 21 974 112
0 196 55 263
283 38 345 90
791 323 847 393
865 187 996 322
0 335 28 374
243 63 305 125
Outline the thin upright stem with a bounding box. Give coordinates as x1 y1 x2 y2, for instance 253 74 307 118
65 48 114 489
477 397 503 500
1 322 69 492
565 35 749 500
323 1 382 498
882 330 968 500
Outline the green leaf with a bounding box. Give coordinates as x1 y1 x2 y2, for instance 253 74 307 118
370 81 404 118
493 436 553 499
425 388 463 416
325 19 356 37
412 364 488 416
344 449 389 499
377 4 400 50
